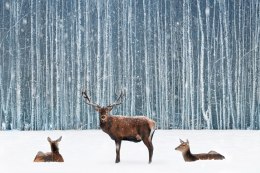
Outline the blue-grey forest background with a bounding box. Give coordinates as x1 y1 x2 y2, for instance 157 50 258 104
0 0 259 130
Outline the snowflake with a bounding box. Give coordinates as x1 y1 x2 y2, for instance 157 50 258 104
205 7 210 16
22 18 28 25
5 2 10 10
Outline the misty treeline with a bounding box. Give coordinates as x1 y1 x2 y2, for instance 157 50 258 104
0 0 259 130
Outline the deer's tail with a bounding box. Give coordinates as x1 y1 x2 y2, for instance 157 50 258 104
148 120 156 142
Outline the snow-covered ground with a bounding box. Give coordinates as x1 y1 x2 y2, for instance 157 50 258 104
1 130 259 173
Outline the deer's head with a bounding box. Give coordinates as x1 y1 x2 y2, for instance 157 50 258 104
82 90 126 123
47 136 62 153
175 139 190 152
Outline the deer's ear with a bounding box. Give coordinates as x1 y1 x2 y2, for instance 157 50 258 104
180 139 184 143
56 136 62 142
47 137 52 143
186 139 189 144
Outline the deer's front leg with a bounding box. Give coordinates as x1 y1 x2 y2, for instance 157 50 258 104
115 140 121 163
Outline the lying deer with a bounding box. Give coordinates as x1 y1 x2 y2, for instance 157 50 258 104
34 136 64 162
82 90 156 163
175 139 225 162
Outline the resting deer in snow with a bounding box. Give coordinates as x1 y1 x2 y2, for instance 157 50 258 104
175 139 225 162
34 136 64 162
82 90 156 163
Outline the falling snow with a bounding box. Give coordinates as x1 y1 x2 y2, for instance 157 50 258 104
22 18 28 25
0 0 260 130
205 6 210 16
5 2 10 10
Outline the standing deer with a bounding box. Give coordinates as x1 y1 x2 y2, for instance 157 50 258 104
34 136 64 162
82 90 156 163
175 139 225 162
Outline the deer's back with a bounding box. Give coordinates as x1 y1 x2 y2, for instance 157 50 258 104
34 152 64 162
102 116 155 141
194 152 225 160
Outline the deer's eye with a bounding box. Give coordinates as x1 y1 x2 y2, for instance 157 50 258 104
101 115 106 119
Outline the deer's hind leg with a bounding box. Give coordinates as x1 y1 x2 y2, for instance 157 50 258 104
143 137 154 164
33 151 45 162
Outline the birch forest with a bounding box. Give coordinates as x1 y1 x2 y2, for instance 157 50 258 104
0 0 259 130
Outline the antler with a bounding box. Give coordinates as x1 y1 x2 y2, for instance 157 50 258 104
108 89 126 108
82 90 101 109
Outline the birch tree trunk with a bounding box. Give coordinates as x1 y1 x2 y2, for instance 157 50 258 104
197 0 210 129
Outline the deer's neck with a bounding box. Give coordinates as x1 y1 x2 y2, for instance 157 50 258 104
51 145 59 154
100 115 112 132
182 148 198 162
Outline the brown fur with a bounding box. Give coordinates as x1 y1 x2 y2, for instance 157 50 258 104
100 114 155 142
82 91 156 163
175 139 225 162
34 136 64 162
98 108 156 164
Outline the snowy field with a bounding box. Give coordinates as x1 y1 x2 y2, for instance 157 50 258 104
1 130 259 173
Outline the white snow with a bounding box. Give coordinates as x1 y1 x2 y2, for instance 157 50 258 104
205 7 210 16
5 2 10 10
1 130 259 173
22 18 28 25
